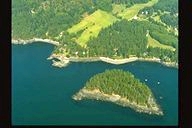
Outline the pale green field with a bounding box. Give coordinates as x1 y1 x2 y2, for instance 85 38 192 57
150 11 165 24
67 9 117 47
147 34 175 51
112 4 126 15
116 0 158 20
152 15 161 21
67 0 159 47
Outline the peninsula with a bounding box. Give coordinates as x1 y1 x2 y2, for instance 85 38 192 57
72 69 163 115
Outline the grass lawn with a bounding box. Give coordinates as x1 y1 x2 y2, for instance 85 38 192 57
152 15 161 22
117 0 158 20
67 9 117 47
112 4 126 15
147 34 175 51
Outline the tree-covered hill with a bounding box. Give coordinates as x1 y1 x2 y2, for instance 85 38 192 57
13 0 150 39
85 69 153 104
87 19 177 61
73 69 163 115
12 0 95 39
87 19 148 57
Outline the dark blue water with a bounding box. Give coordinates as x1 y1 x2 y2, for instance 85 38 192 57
12 43 178 125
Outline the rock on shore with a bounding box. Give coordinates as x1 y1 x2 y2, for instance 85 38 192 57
72 88 164 116
12 38 60 46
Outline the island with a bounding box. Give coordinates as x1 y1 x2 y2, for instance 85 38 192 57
12 0 178 68
72 69 163 115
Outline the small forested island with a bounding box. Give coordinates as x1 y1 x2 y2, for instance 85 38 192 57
12 0 178 68
72 69 163 115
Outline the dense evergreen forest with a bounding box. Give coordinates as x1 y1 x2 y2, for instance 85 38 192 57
12 0 96 39
12 0 153 39
139 0 178 28
87 19 177 62
88 20 148 57
160 14 178 28
153 0 178 13
84 69 153 106
139 0 178 14
12 0 178 63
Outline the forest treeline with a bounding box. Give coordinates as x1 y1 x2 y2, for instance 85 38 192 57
139 0 178 28
85 69 153 106
53 19 177 62
12 0 178 63
87 20 178 62
12 0 153 39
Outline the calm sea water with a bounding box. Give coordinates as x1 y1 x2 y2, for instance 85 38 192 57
12 43 178 125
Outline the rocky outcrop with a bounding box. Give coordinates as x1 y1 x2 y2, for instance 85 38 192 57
72 88 164 116
12 38 60 46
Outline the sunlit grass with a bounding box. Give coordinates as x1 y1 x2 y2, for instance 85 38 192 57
67 9 117 47
147 34 175 51
117 0 158 20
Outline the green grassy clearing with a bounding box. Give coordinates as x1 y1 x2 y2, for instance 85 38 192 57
147 34 175 51
149 10 173 26
152 15 161 21
67 9 117 47
112 4 126 15
116 0 158 20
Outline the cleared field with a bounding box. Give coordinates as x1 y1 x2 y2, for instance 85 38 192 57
117 0 158 20
112 4 126 15
152 15 161 21
67 10 117 47
150 12 166 25
147 34 175 51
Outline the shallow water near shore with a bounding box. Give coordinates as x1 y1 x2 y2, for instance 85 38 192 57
12 43 178 125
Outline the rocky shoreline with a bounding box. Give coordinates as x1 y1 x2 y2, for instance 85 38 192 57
137 58 178 68
72 88 164 116
47 54 101 67
48 54 178 68
12 38 60 46
12 39 178 68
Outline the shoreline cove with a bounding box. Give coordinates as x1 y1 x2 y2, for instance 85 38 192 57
12 42 178 125
48 53 178 68
72 88 164 116
12 40 178 68
12 38 60 46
